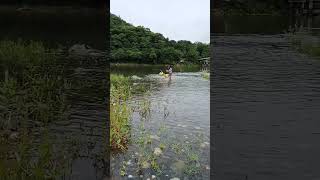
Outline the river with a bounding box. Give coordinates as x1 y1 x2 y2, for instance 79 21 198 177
111 65 210 179
0 8 107 180
212 15 320 179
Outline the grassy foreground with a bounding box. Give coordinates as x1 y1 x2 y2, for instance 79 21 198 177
110 74 132 151
0 40 72 178
287 33 320 57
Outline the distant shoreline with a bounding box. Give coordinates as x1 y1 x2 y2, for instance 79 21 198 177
212 8 287 16
0 5 105 14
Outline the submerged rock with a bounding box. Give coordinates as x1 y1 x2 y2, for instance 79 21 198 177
9 132 19 140
142 161 150 169
171 160 185 173
131 75 142 80
150 135 160 141
170 178 180 180
200 143 206 148
154 147 162 156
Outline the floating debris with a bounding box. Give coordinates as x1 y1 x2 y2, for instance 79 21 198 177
154 147 162 156
194 126 201 130
128 175 133 178
151 175 156 179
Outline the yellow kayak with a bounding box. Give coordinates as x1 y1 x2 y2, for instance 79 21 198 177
159 71 169 78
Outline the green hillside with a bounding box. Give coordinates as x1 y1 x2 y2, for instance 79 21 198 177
110 14 209 64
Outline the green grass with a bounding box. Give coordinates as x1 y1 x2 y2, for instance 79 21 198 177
287 33 320 58
0 40 67 129
0 40 71 179
110 74 132 151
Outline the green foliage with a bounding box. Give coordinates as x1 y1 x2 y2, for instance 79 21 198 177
110 74 132 151
0 40 67 130
217 0 289 15
111 14 209 64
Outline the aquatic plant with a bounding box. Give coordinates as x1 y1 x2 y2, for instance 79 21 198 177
110 74 132 151
0 40 68 130
0 40 72 179
287 33 320 58
0 130 74 179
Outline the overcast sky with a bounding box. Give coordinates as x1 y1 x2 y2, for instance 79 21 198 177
111 0 210 43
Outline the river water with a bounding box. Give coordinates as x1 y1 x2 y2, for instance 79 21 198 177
111 66 210 179
0 8 108 179
212 15 320 179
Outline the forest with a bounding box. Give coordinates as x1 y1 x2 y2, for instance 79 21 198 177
110 14 209 64
214 0 289 14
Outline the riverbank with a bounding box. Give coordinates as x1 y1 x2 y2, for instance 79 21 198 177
0 5 105 14
110 69 210 179
0 40 74 178
287 32 320 58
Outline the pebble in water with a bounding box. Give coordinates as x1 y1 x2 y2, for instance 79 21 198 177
150 135 160 141
142 161 150 169
170 178 180 180
154 147 162 156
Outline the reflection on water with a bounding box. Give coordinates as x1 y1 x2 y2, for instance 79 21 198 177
212 15 290 34
212 34 320 179
111 70 210 179
0 9 107 179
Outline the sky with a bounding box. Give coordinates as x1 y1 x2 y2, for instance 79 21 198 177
110 0 210 43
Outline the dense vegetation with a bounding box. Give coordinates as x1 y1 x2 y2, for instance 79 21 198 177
214 0 289 15
0 40 73 178
111 14 209 64
0 0 103 7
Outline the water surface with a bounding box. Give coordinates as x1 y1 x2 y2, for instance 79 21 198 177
111 67 210 179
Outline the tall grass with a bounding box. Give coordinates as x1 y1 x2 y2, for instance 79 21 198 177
0 40 69 179
287 33 320 57
110 74 132 151
0 40 67 130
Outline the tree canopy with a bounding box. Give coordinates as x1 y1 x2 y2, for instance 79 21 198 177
110 14 209 64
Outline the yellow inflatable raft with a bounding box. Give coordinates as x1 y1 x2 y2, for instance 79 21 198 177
159 71 169 78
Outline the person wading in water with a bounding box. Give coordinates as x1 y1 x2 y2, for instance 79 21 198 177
166 65 173 80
